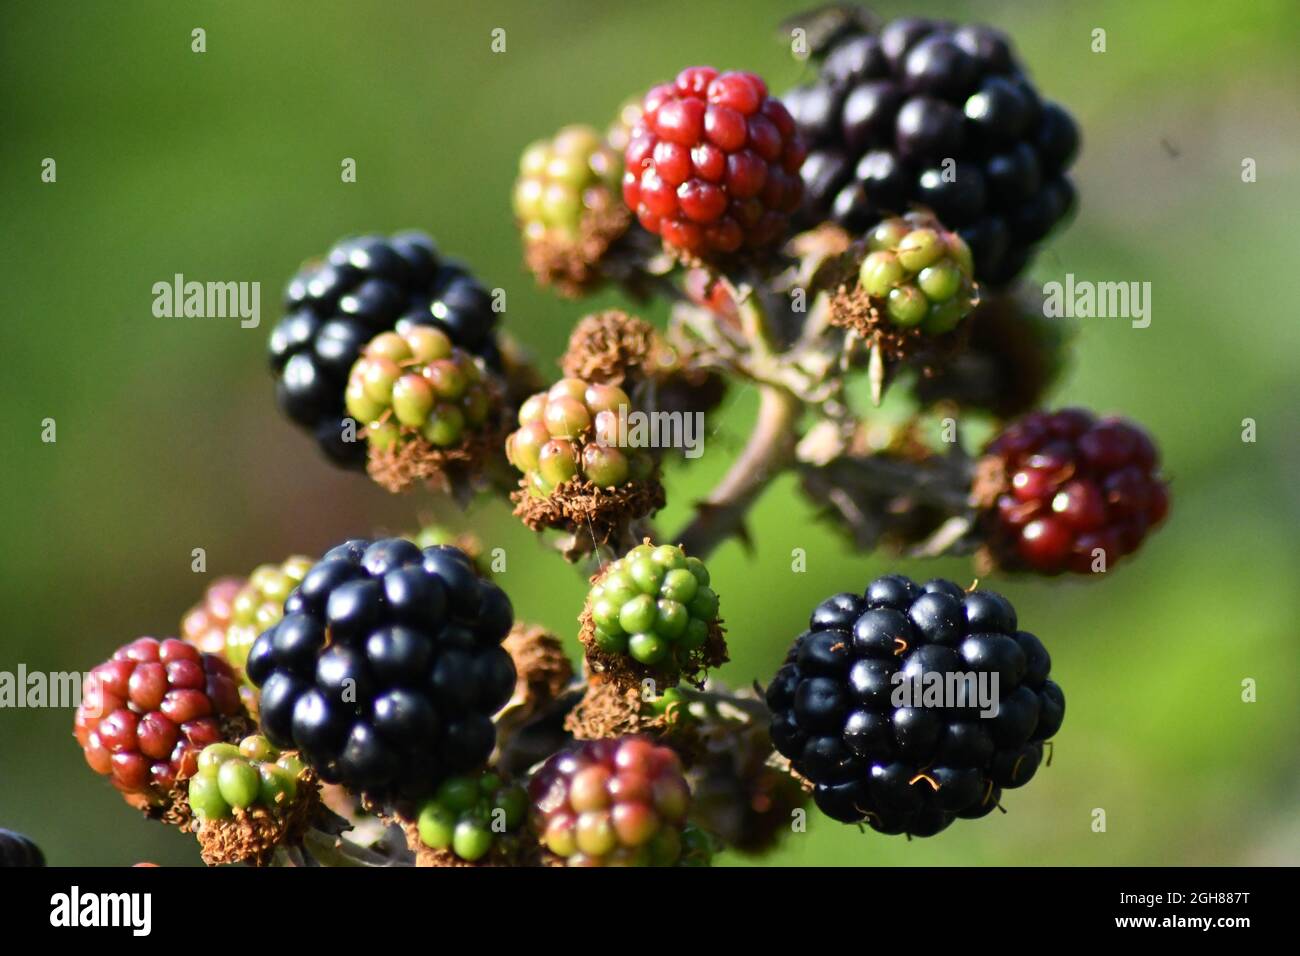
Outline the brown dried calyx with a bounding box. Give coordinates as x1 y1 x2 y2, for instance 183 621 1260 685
525 193 633 298
510 474 666 551
366 414 509 496
193 774 321 867
564 675 677 741
560 310 671 387
502 623 574 717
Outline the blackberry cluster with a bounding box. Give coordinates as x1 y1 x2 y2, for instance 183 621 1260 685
855 212 976 334
345 327 495 454
415 771 528 863
246 538 516 802
75 638 246 802
786 17 1079 284
981 408 1169 574
767 576 1065 836
623 66 806 257
187 735 307 822
514 126 622 242
582 542 721 673
528 736 696 866
269 231 500 466
506 378 654 496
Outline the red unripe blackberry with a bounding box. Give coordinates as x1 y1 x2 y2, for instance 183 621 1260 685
528 736 693 866
74 637 248 804
623 66 806 258
979 408 1169 574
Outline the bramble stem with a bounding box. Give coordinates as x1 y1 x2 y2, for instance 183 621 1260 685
674 384 801 559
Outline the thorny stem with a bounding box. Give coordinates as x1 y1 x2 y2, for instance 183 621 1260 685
674 384 802 559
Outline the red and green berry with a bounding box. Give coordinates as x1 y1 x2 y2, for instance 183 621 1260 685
528 736 695 866
346 326 495 454
505 378 655 497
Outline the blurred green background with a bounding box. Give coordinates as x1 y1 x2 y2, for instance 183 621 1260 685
2 0 1297 867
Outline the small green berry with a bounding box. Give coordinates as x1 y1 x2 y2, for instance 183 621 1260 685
679 617 710 650
198 742 241 773
188 769 230 821
687 586 719 621
660 568 699 603
217 758 261 810
684 556 709 586
897 228 944 271
628 633 668 664
437 776 481 813
258 763 298 808
452 820 494 862
859 250 904 297
593 627 629 654
418 801 456 850
917 261 962 301
239 735 278 762
392 373 435 427
655 599 689 640
628 557 665 594
421 404 465 447
886 285 929 326
619 594 658 634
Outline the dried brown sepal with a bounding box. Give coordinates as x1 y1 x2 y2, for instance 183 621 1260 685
366 410 509 496
524 193 633 298
576 566 728 693
563 676 676 741
510 474 665 549
193 773 321 867
560 309 667 386
398 819 542 868
502 623 574 714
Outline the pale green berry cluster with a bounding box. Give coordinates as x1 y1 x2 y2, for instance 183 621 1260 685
513 125 621 242
187 735 308 822
857 213 977 334
585 543 719 668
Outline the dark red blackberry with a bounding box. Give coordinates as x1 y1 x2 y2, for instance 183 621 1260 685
784 15 1078 285
269 232 502 467
246 538 516 803
74 638 248 805
978 408 1169 574
622 66 807 258
767 576 1064 836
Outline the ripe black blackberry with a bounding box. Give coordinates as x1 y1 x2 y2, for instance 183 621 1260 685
785 15 1079 285
766 575 1064 837
246 538 516 803
268 232 502 467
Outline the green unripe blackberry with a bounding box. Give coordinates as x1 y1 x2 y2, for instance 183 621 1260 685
506 378 654 497
346 326 495 455
187 734 306 822
514 125 621 242
857 212 977 335
414 770 528 864
580 542 726 684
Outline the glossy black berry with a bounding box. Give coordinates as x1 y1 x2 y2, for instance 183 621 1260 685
769 574 1064 836
787 16 1079 284
269 231 501 468
248 538 515 801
